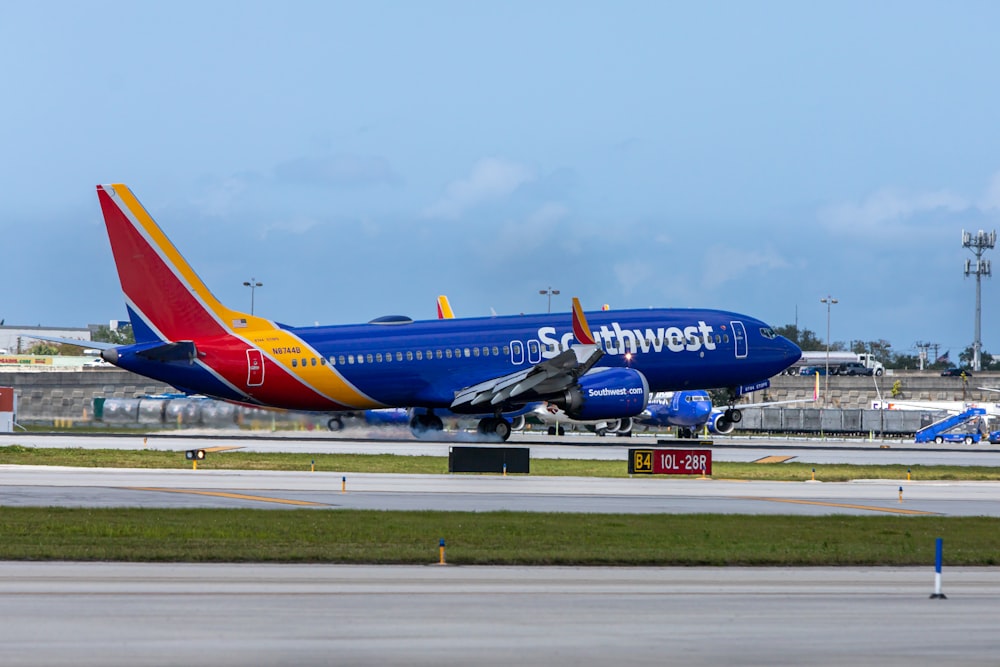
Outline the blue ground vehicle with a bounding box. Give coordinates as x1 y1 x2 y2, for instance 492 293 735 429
915 408 985 444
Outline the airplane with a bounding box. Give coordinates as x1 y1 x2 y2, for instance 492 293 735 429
92 183 802 441
529 375 820 439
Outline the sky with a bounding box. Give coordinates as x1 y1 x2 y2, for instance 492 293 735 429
2 1 1000 361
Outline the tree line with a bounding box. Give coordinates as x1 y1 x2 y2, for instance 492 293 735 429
774 325 996 371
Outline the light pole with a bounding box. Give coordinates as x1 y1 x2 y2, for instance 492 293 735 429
539 286 560 313
243 278 263 315
821 295 838 406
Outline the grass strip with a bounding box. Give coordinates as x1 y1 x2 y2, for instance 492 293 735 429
1 445 999 482
1 508 998 565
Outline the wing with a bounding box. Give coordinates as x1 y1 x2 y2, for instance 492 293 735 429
450 343 603 411
450 297 603 412
22 335 115 351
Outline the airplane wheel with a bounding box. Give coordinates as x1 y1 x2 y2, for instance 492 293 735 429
410 414 444 437
547 426 557 436
478 417 512 441
557 426 566 436
327 416 344 431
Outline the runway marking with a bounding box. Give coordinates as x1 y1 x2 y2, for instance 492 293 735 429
739 497 939 515
753 456 796 464
200 446 246 453
126 487 327 507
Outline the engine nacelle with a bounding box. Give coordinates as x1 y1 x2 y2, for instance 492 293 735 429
552 368 649 421
708 410 736 435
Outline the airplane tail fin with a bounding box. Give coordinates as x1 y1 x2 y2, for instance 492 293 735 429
97 184 259 344
572 297 596 345
436 295 455 320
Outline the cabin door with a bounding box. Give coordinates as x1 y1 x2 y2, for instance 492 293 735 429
246 349 264 386
730 321 748 359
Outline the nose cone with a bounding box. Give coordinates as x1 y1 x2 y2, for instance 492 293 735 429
780 336 802 370
692 400 712 423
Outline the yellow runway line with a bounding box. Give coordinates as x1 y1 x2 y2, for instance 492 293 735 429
738 496 938 515
126 487 327 507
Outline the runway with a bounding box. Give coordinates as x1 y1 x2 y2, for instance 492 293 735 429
2 433 1000 515
0 562 996 667
2 433 998 665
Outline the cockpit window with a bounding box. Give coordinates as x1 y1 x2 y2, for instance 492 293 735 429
760 327 777 339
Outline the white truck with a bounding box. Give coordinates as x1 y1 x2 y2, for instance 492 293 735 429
787 351 885 376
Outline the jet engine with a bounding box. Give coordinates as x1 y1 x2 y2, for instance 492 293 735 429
707 410 736 435
551 368 649 421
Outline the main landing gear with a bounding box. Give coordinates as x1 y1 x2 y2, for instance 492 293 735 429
477 416 512 441
409 412 444 437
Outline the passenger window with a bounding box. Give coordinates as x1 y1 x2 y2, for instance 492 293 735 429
366 354 373 363
376 353 383 362
329 356 336 366
348 355 355 364
356 355 363 365
291 359 298 367
416 350 423 360
311 358 317 366
436 349 443 359
473 347 480 357
464 348 470 357
494 346 500 356
396 352 403 361
384 352 392 362
446 349 453 359
406 351 413 361
338 355 346 365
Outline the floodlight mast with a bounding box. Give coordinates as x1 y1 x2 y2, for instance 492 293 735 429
963 230 995 372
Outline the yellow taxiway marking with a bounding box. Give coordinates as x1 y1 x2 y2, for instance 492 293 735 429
200 446 245 453
753 456 796 464
127 487 327 507
740 496 938 515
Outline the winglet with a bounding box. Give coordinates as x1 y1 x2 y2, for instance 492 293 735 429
436 295 455 320
571 297 596 345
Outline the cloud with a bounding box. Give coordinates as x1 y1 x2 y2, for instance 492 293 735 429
699 245 793 289
274 155 401 189
193 176 250 217
613 259 656 296
819 188 967 234
256 215 321 238
472 202 569 264
422 157 536 220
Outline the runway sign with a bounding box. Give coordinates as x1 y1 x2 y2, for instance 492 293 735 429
629 448 712 475
449 446 530 474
